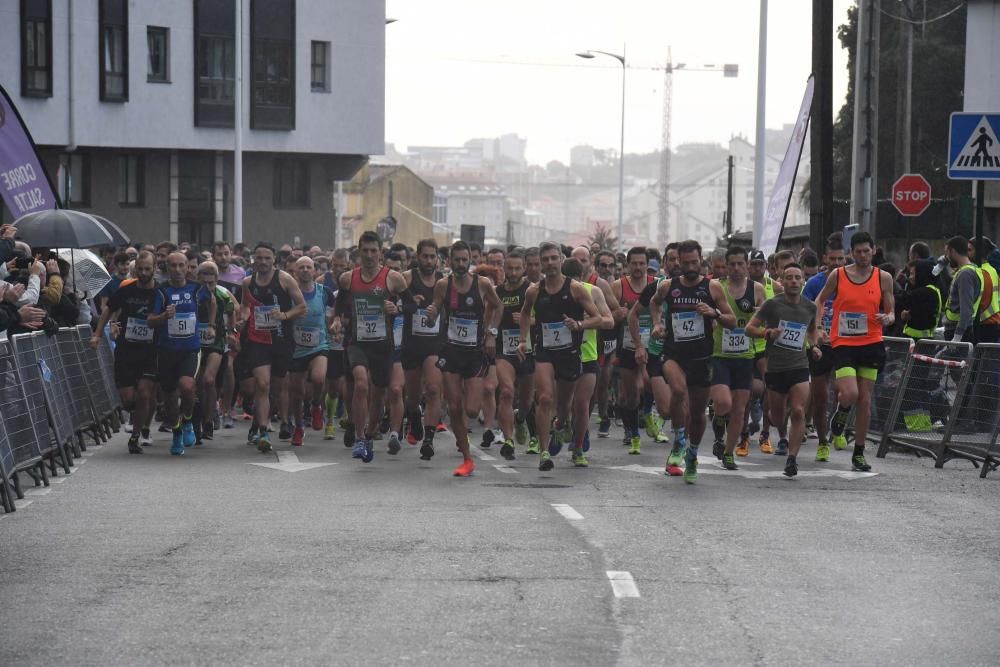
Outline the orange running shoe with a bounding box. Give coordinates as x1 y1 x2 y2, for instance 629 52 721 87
453 459 475 477
759 433 773 454
735 435 750 457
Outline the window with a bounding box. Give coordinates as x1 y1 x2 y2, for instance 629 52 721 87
118 154 145 206
147 27 169 82
273 159 309 208
59 153 91 207
311 41 329 92
194 0 235 127
251 0 295 130
99 0 128 101
20 0 52 97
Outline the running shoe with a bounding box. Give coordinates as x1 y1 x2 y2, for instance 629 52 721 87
127 435 143 454
453 458 475 477
213 414 222 431
628 436 641 456
759 433 773 454
223 414 234 429
829 408 850 437
665 446 685 476
124 418 133 434
436 422 447 433
202 421 214 441
344 422 356 449
644 413 660 438
419 438 435 461
654 431 670 444
362 439 374 463
682 457 698 484
622 433 631 447
279 422 292 441
735 435 750 457
257 432 272 453
783 457 798 477
832 435 848 450
247 424 259 446
572 449 589 467
387 432 401 455
158 423 172 433
170 429 184 456
514 416 529 445
181 421 196 448
526 437 540 455
582 429 591 453
500 439 515 461
775 438 789 456
291 426 304 446
815 443 831 462
851 454 872 472
597 418 611 438
722 453 738 470
481 428 495 448
139 430 153 447
351 440 366 460
311 405 324 431
548 430 563 457
379 414 391 435
538 451 554 471
324 421 336 440
712 440 724 460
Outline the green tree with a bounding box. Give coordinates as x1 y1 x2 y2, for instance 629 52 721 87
587 223 617 252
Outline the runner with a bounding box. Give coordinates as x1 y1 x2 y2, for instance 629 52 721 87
813 231 895 472
287 256 335 447
212 242 246 429
494 249 534 460
525 247 542 284
400 239 445 456
194 261 237 443
383 251 407 454
90 250 159 454
516 243 606 471
147 251 216 456
237 242 306 453
323 248 352 440
333 231 409 464
708 247 764 471
474 262 504 450
636 240 737 483
613 247 655 454
747 262 820 477
592 250 620 436
425 241 503 476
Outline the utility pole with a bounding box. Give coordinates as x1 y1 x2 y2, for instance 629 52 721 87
810 0 834 252
752 0 768 247
726 155 734 237
850 0 880 235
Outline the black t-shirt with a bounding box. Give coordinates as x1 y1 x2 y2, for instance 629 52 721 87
108 280 158 347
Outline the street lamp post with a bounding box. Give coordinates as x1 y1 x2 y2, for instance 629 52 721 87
577 47 626 254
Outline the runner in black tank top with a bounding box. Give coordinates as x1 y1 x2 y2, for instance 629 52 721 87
493 249 535 460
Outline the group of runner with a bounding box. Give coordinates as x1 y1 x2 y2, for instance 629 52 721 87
92 230 895 482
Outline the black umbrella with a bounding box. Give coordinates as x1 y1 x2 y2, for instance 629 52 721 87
89 214 131 247
12 209 116 249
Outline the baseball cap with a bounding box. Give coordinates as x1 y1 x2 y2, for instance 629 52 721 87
647 259 660 273
749 250 767 263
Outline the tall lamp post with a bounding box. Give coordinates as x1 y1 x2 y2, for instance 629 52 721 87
577 47 626 254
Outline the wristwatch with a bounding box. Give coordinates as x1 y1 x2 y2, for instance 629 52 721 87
487 326 498 336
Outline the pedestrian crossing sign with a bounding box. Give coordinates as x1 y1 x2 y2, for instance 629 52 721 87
948 113 1000 180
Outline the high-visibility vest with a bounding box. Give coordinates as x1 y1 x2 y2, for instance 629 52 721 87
978 262 1000 323
945 263 982 322
903 284 942 339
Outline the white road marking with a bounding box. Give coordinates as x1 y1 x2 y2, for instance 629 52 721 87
493 464 519 474
82 451 95 457
606 571 640 598
247 450 337 473
17 500 33 509
551 503 583 521
25 487 51 496
51 477 67 484
74 458 87 466
471 448 497 462
606 463 878 480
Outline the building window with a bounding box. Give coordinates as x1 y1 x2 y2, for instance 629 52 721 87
99 0 128 101
59 153 91 208
21 0 52 97
118 154 145 206
251 0 295 130
273 159 309 208
147 27 169 82
194 0 236 127
311 41 329 92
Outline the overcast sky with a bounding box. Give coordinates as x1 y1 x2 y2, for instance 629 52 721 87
384 0 853 165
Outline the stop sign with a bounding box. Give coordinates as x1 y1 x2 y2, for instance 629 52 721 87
892 173 932 217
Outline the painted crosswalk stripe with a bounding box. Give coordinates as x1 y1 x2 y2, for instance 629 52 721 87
551 503 583 521
606 571 640 598
493 464 518 474
471 448 497 462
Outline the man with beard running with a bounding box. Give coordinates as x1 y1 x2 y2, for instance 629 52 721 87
495 248 534 460
425 241 503 476
612 247 655 454
593 250 620 436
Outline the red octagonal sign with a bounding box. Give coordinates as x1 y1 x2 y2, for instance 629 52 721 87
892 173 932 217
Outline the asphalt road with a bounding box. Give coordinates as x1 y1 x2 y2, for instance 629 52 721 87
2 417 999 666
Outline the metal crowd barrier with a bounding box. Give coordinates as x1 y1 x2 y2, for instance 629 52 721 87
866 336 916 441
0 326 122 513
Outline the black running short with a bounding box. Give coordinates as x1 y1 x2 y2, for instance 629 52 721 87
156 348 199 393
401 341 443 371
710 357 754 391
764 367 811 394
831 342 886 375
535 349 582 383
326 348 346 380
241 340 293 379
347 341 393 388
114 344 158 388
808 344 835 377
436 345 490 380
497 353 535 378
289 350 327 374
663 355 712 388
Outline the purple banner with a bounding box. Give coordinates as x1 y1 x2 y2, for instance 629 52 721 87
758 76 814 256
0 84 60 219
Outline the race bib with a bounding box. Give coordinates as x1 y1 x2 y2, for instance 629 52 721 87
254 305 280 331
168 312 196 338
502 328 521 356
541 321 571 350
721 328 749 354
125 317 153 343
671 311 705 341
839 312 868 336
821 311 833 335
603 338 617 355
330 334 345 351
294 325 320 348
411 308 440 336
776 320 807 351
357 315 387 341
448 317 478 346
393 316 404 349
197 322 216 346
622 325 651 352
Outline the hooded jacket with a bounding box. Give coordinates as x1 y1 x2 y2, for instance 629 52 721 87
899 259 942 338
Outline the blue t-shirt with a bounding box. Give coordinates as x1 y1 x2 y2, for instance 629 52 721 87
292 286 336 358
803 270 834 335
153 280 212 351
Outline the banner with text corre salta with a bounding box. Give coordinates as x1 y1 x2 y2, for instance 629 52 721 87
0 84 60 219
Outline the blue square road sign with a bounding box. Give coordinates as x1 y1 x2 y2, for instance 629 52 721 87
948 113 1000 180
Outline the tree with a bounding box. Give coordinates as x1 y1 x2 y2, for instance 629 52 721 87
587 223 617 252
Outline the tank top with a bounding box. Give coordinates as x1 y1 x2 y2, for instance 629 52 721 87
533 277 584 353
617 275 654 352
348 266 390 345
831 266 884 347
713 278 756 359
404 271 443 346
444 275 485 349
246 271 293 345
661 276 717 359
496 279 530 357
753 276 776 354
580 282 598 362
292 286 333 358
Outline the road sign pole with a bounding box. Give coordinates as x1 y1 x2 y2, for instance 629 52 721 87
975 179 985 252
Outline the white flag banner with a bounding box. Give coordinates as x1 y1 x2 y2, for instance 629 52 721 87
758 76 814 256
